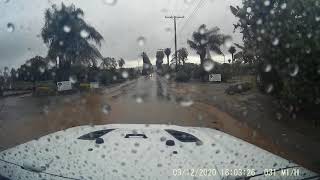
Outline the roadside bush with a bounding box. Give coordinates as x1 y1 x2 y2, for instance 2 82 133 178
79 83 90 91
175 70 191 82
34 86 55 96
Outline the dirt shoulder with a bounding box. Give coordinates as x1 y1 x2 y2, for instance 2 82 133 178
165 79 320 173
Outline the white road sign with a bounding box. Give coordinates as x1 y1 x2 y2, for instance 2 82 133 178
209 74 221 82
90 82 99 89
57 81 72 91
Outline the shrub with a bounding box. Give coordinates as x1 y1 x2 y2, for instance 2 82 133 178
79 83 90 91
175 70 191 82
34 86 55 96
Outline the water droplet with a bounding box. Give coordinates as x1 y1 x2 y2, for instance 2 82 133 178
203 60 214 72
246 7 252 13
157 163 162 167
179 97 193 107
43 106 49 115
63 25 71 33
6 23 15 32
39 66 45 73
137 36 146 47
160 137 166 142
69 76 77 83
265 84 274 93
59 41 64 46
135 96 143 104
134 142 139 147
224 39 232 48
195 141 203 146
184 0 193 4
288 64 299 77
3 0 10 3
121 71 129 79
80 29 89 38
131 149 137 154
272 38 279 46
101 104 111 114
256 19 262 25
280 3 287 9
102 0 117 6
264 64 272 72
164 74 170 80
264 0 270 6
315 16 320 22
165 27 172 33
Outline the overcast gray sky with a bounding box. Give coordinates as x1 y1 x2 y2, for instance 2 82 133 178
0 0 242 69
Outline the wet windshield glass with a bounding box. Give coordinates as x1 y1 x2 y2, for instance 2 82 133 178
0 0 319 179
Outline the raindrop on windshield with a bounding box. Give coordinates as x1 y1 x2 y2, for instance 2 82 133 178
203 60 214 72
280 3 287 9
121 71 129 79
179 97 194 107
39 66 45 73
137 36 146 47
199 26 206 35
6 23 15 32
246 7 252 13
102 0 117 6
264 64 272 72
288 64 299 77
135 96 143 104
224 39 232 48
80 29 89 38
63 25 71 33
101 104 111 114
264 0 270 6
184 0 193 4
3 0 10 3
265 84 274 93
164 74 170 80
272 38 279 46
69 76 77 83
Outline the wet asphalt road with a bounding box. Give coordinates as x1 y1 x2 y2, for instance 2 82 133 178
0 74 319 172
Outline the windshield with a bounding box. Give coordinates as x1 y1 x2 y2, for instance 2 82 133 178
0 0 319 179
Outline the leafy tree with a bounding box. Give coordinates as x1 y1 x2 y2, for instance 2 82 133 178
41 3 103 81
118 58 125 69
231 0 320 108
100 57 117 70
164 48 171 65
178 48 188 66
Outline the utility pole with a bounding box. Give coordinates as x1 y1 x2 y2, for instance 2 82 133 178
165 15 184 71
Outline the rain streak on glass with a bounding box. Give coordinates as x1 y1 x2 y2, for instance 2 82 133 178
265 84 274 93
6 23 15 32
137 36 146 47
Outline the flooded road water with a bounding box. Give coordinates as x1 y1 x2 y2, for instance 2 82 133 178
0 74 319 172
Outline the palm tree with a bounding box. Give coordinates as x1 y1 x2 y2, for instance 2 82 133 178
178 48 188 66
118 58 125 69
187 24 231 66
228 46 237 64
41 3 103 80
164 48 171 65
156 50 165 70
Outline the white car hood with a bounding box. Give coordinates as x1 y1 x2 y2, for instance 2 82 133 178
0 124 318 180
